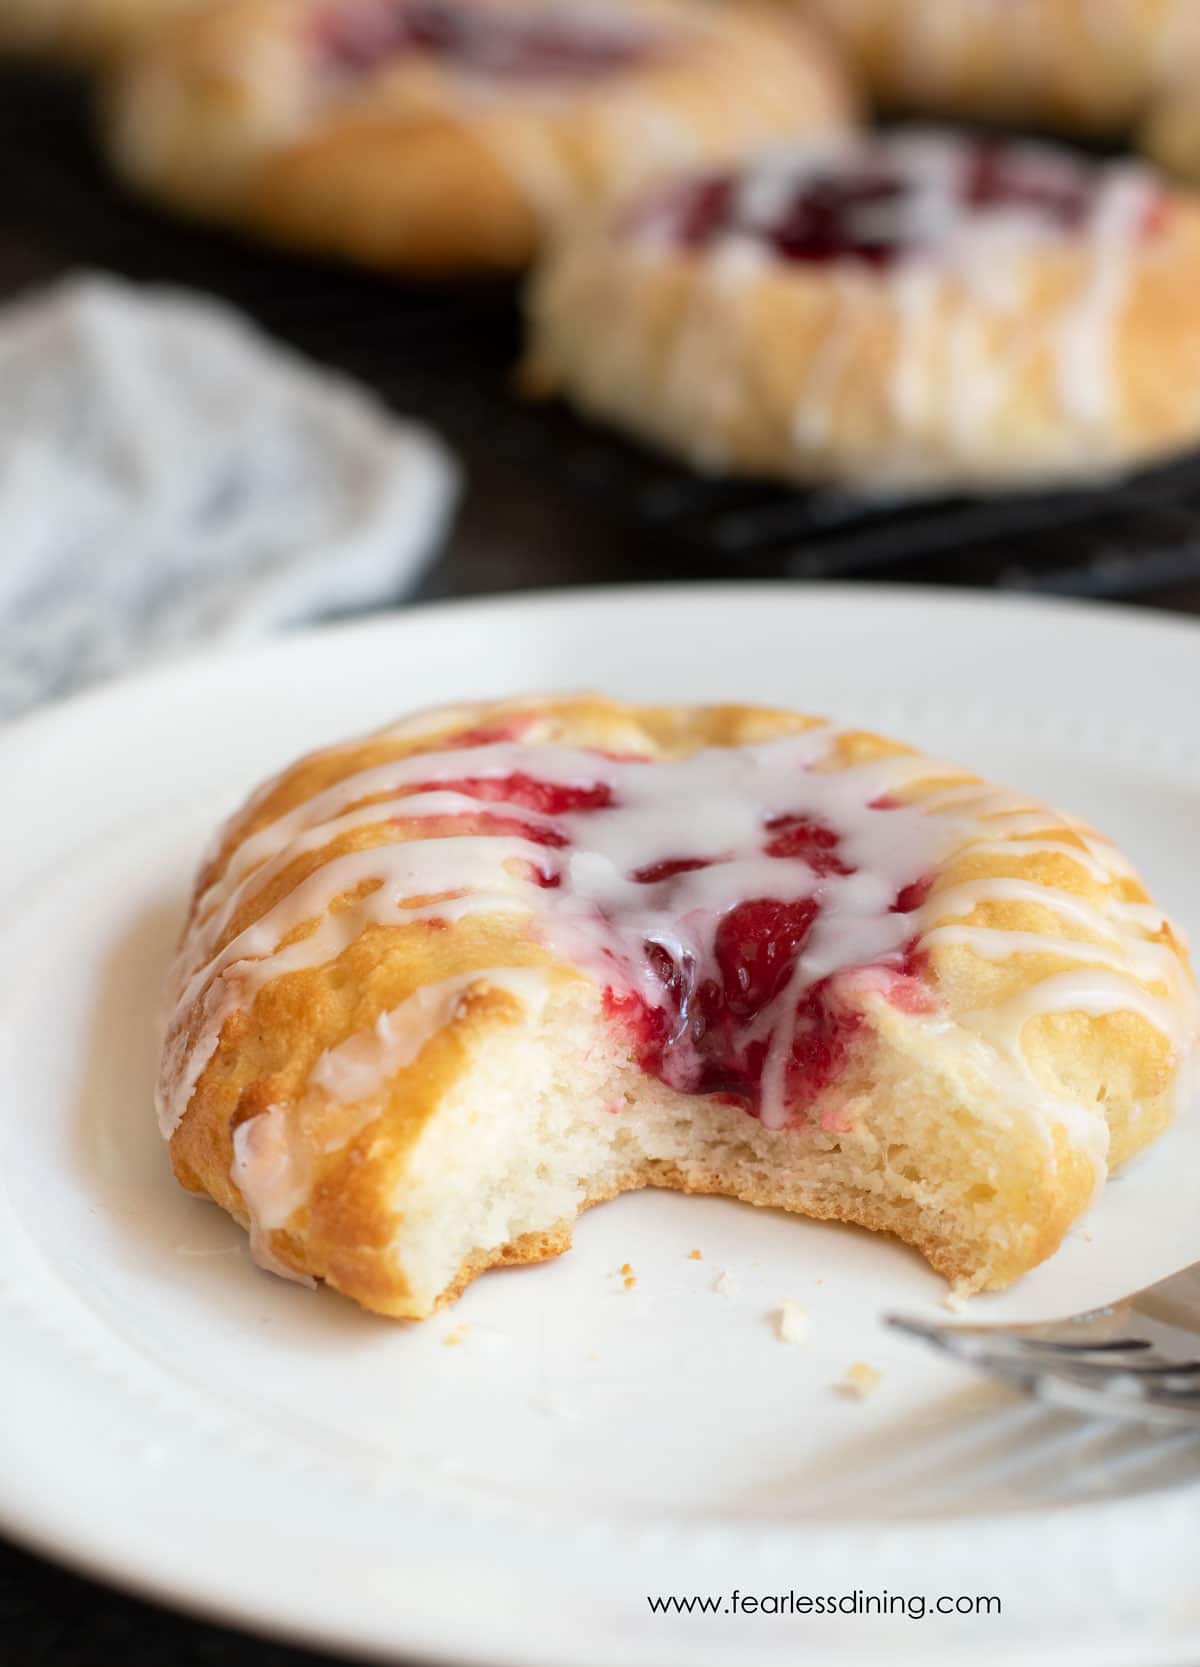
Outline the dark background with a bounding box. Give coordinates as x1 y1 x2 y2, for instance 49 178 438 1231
3 60 1200 1667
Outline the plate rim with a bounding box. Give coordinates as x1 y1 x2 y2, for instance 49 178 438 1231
4 577 1200 766
4 579 1200 1667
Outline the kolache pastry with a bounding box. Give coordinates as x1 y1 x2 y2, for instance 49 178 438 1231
1140 40 1200 186
103 0 853 275
0 0 197 63
158 694 1198 1319
526 130 1200 492
797 0 1193 142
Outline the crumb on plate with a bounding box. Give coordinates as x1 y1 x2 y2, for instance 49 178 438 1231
775 1301 809 1344
836 1362 881 1400
688 1249 702 1261
713 1270 738 1298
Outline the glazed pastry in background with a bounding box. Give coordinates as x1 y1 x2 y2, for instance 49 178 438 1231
1140 52 1200 186
104 0 854 275
0 0 197 62
797 0 1189 139
526 131 1200 493
159 694 1197 1318
1145 96 1200 185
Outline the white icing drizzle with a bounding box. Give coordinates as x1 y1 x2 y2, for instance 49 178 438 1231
951 836 1120 886
889 260 942 437
232 969 550 1262
1054 167 1150 433
311 967 550 1103
159 708 1198 1210
792 269 866 450
922 924 1188 994
162 834 545 1134
231 1105 316 1285
637 130 1162 482
921 875 1144 940
967 970 1188 1077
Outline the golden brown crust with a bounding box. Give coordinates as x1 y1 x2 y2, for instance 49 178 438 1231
0 0 198 63
104 0 853 273
798 0 1187 135
247 109 540 275
796 0 1200 188
525 160 1200 490
161 695 1197 1316
1140 67 1200 186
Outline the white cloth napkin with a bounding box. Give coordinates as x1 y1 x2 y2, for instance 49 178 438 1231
0 273 460 719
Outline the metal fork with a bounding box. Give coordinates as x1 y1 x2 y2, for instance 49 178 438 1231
886 1261 1200 1428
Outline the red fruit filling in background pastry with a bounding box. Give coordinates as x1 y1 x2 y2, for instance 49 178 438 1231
316 0 663 78
653 139 1164 265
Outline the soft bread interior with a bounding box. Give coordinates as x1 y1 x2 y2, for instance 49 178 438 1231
307 983 1102 1319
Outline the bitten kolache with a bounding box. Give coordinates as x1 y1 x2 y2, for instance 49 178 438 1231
158 695 1198 1317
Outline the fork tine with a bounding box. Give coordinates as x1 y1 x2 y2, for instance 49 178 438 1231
1033 1373 1200 1428
883 1320 1043 1378
886 1255 1200 1429
889 1323 1200 1427
1030 1356 1200 1381
1021 1356 1200 1396
1046 1371 1200 1414
1123 1382 1200 1413
923 1341 1200 1412
1003 1336 1153 1355
884 1314 1151 1359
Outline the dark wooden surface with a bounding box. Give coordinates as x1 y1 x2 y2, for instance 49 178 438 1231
3 55 1200 1667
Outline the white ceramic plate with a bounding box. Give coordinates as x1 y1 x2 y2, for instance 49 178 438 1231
2 584 1200 1667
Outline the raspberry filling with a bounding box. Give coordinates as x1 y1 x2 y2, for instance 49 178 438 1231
314 0 663 79
425 773 615 816
604 842 932 1111
641 135 1164 266
399 772 613 870
390 740 946 1129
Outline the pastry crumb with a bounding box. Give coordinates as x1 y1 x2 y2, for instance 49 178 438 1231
620 1262 633 1276
713 1270 738 1298
775 1301 809 1344
623 1273 637 1290
942 1288 970 1314
443 1325 469 1348
836 1362 881 1399
1082 1230 1094 1244
688 1248 702 1261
